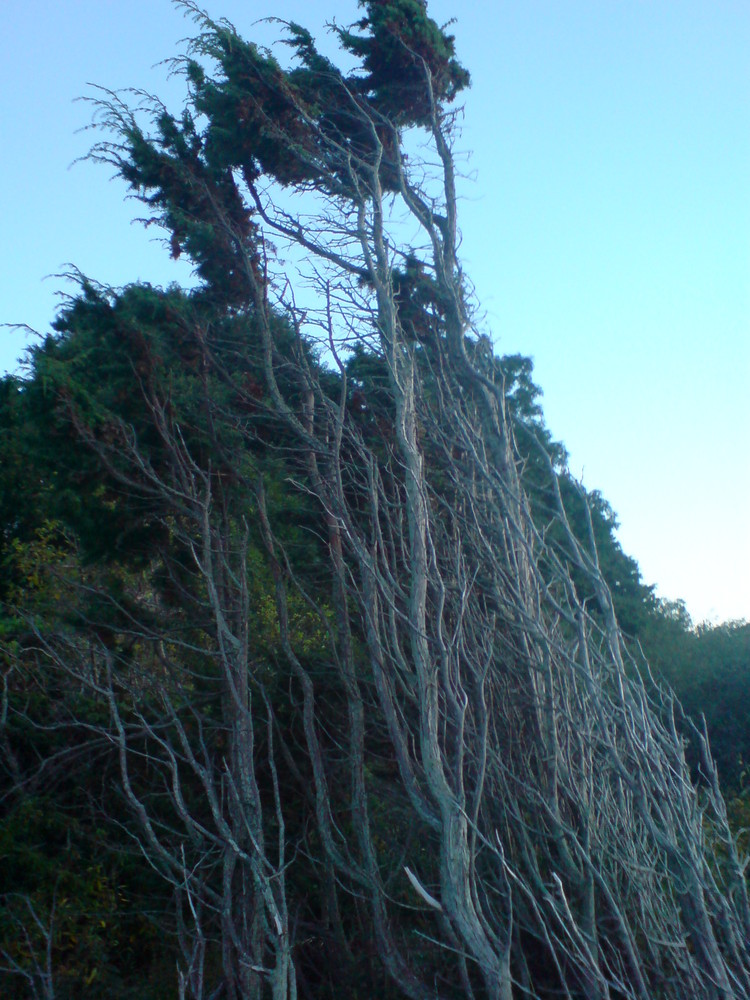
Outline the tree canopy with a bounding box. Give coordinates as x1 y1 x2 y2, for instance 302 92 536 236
1 4 748 999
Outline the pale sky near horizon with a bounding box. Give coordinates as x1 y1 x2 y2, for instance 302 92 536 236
2 1 749 624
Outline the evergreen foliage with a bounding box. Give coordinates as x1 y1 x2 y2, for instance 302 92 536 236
1 4 748 998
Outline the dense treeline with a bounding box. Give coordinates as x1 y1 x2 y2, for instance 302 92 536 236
1 3 748 997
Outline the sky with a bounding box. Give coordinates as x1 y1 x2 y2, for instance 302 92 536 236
2 0 749 624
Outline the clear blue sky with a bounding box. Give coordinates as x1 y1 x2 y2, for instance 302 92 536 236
2 1 749 623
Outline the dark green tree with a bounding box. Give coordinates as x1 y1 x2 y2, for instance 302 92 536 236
2 3 749 999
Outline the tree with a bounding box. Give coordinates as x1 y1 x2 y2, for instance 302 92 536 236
642 614 750 793
2 2 749 998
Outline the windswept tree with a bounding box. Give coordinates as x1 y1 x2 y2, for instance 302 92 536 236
2 3 749 998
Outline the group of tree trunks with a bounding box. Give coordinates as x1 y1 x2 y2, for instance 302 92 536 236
1 3 748 997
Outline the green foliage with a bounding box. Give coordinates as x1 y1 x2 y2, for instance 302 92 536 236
116 107 259 304
0 800 172 998
0 631 174 999
337 0 470 123
2 3 746 996
647 618 750 792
